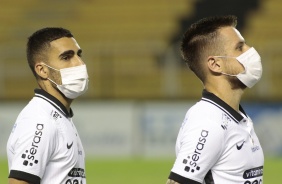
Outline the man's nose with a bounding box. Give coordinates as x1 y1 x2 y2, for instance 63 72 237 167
75 56 85 66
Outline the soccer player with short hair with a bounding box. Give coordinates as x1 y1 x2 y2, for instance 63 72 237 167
167 15 264 184
7 27 88 184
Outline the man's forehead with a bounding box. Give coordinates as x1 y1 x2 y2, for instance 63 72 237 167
219 27 245 42
50 37 80 52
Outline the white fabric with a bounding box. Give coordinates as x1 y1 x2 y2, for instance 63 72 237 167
171 97 264 184
236 47 262 88
218 47 262 88
44 63 89 99
7 95 86 183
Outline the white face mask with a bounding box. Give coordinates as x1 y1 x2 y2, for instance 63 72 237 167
215 47 262 88
43 63 89 99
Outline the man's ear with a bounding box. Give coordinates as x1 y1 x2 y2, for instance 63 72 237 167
207 56 223 73
35 62 48 79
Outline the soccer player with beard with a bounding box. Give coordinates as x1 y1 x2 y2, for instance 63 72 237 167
7 28 88 184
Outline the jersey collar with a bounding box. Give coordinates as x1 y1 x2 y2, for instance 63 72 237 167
201 89 246 123
34 89 74 118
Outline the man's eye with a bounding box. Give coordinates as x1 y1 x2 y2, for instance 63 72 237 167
238 46 243 51
62 56 70 60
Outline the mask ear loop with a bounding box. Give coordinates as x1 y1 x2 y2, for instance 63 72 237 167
41 63 60 71
47 77 59 86
221 72 237 77
213 56 245 77
213 56 236 59
40 63 62 86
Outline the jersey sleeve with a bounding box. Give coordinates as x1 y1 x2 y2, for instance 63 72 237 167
169 109 225 183
8 113 57 183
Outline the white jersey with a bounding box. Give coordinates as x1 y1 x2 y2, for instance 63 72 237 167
169 90 264 184
7 89 86 184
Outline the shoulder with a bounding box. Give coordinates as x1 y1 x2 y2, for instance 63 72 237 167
8 98 61 160
13 98 60 138
189 100 222 116
18 96 63 122
183 100 224 128
177 100 226 149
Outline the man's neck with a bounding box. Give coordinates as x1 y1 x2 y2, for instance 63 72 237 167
205 84 244 112
38 80 72 113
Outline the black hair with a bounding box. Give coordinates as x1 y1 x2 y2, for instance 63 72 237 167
26 27 73 77
181 15 237 82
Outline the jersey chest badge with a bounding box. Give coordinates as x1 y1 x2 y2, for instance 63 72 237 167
221 113 231 130
51 110 62 120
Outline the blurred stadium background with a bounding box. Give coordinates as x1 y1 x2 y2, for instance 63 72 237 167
0 0 282 183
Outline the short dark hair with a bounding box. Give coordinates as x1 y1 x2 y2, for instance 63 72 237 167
27 27 73 77
181 15 237 82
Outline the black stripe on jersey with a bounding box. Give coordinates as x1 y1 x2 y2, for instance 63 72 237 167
202 90 244 123
204 170 215 184
168 172 201 184
34 89 73 118
9 170 40 184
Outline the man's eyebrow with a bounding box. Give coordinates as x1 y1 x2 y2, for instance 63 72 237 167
235 41 245 48
77 49 82 56
59 50 75 58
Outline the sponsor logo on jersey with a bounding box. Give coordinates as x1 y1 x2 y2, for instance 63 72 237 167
68 168 86 178
243 166 263 184
236 141 245 150
243 166 263 179
183 130 209 173
251 145 260 152
65 179 85 184
65 168 86 184
67 142 74 149
243 179 262 184
21 123 44 166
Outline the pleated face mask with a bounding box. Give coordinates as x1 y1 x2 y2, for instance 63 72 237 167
215 47 262 88
43 63 89 99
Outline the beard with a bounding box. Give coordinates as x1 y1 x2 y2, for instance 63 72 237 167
49 69 62 86
49 69 67 97
223 61 247 90
227 76 247 90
